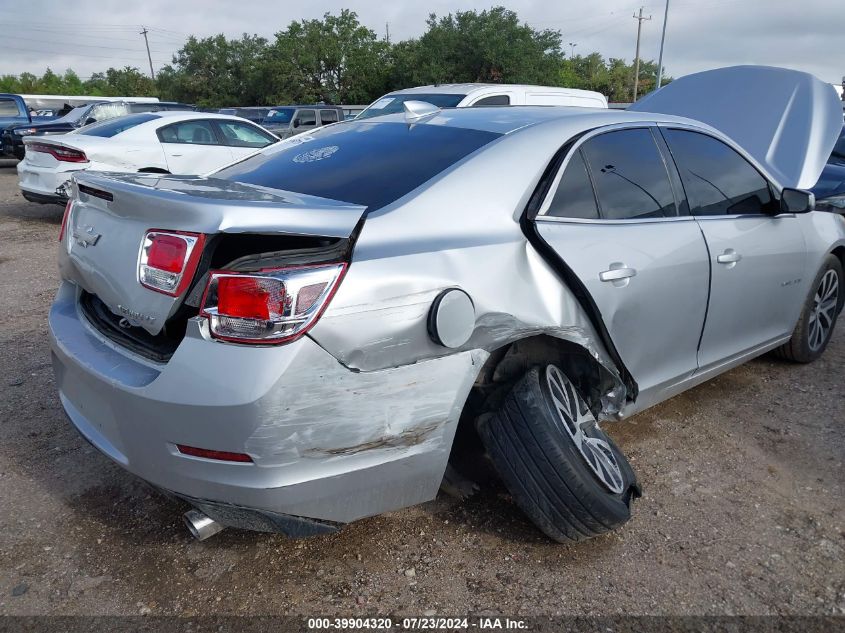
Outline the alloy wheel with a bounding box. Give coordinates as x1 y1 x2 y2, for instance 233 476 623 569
808 269 839 352
545 365 624 494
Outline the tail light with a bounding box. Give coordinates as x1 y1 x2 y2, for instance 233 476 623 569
138 230 205 296
59 200 73 242
200 263 346 344
27 142 87 163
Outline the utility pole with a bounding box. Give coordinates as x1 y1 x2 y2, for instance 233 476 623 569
656 0 670 88
632 7 651 101
568 42 577 58
140 26 155 80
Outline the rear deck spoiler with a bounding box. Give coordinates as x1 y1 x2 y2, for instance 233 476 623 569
630 65 842 190
72 172 366 239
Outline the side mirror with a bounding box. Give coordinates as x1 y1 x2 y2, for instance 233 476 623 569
780 188 814 214
292 119 300 129
84 117 97 126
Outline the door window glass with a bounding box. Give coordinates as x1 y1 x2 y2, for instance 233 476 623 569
319 109 339 124
158 120 218 145
581 128 677 219
472 95 511 106
0 99 20 116
663 129 776 215
217 121 276 148
545 150 599 219
294 110 317 128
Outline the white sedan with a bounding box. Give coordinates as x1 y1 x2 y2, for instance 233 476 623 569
17 111 279 204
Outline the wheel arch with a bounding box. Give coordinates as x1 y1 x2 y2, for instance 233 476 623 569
449 333 628 470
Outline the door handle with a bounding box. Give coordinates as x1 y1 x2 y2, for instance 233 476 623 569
599 265 637 282
716 249 742 265
169 153 183 157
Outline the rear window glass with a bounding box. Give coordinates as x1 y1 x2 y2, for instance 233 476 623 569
78 113 159 137
215 121 500 211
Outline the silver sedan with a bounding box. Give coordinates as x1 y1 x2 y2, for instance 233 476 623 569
49 66 845 542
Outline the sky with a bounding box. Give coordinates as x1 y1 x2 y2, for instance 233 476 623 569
0 0 842 87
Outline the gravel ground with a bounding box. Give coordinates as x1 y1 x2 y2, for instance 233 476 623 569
0 161 843 617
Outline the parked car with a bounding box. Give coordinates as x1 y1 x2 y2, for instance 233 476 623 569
261 105 345 138
356 84 609 120
49 66 844 543
0 93 56 152
812 125 845 213
2 101 194 160
218 107 269 124
17 111 277 204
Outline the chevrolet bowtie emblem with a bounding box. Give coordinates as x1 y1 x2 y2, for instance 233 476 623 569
73 225 101 248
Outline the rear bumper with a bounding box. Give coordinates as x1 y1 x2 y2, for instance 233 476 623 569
49 281 481 526
22 189 66 205
17 159 79 201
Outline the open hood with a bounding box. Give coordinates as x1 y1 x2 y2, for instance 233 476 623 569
630 66 842 189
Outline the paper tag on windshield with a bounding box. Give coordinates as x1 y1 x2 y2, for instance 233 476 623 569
369 97 394 110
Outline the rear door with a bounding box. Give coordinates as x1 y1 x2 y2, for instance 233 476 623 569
660 127 807 368
533 126 710 396
157 119 234 174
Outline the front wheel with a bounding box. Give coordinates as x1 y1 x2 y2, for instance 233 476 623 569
477 365 640 543
775 254 843 363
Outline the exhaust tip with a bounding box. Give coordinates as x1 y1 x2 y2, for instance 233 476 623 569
183 509 224 541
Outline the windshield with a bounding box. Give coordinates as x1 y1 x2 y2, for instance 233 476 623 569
78 113 159 138
356 93 466 120
263 108 295 125
53 105 92 125
215 121 500 211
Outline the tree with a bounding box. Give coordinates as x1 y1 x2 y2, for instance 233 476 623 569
2 6 672 105
261 10 390 104
157 34 268 107
391 8 564 87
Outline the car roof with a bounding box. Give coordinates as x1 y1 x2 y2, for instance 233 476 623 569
364 105 706 136
144 111 249 122
267 105 341 109
385 84 599 96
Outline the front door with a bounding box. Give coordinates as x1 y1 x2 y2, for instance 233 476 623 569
661 128 807 368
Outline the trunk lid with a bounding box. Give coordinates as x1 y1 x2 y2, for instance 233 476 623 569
62 172 365 336
23 134 92 168
629 65 842 189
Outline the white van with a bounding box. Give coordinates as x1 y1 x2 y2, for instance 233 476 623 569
356 83 608 120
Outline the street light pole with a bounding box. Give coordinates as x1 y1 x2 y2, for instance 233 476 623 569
656 0 670 88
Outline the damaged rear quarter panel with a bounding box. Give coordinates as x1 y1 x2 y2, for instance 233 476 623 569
308 122 630 417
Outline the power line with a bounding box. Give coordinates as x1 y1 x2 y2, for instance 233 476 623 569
0 34 170 54
632 7 652 100
0 43 169 64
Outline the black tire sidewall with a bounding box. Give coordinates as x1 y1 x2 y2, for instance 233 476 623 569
522 367 636 521
792 255 844 361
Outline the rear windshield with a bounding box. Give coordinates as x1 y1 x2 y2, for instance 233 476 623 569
356 94 466 120
215 121 500 211
78 113 159 137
